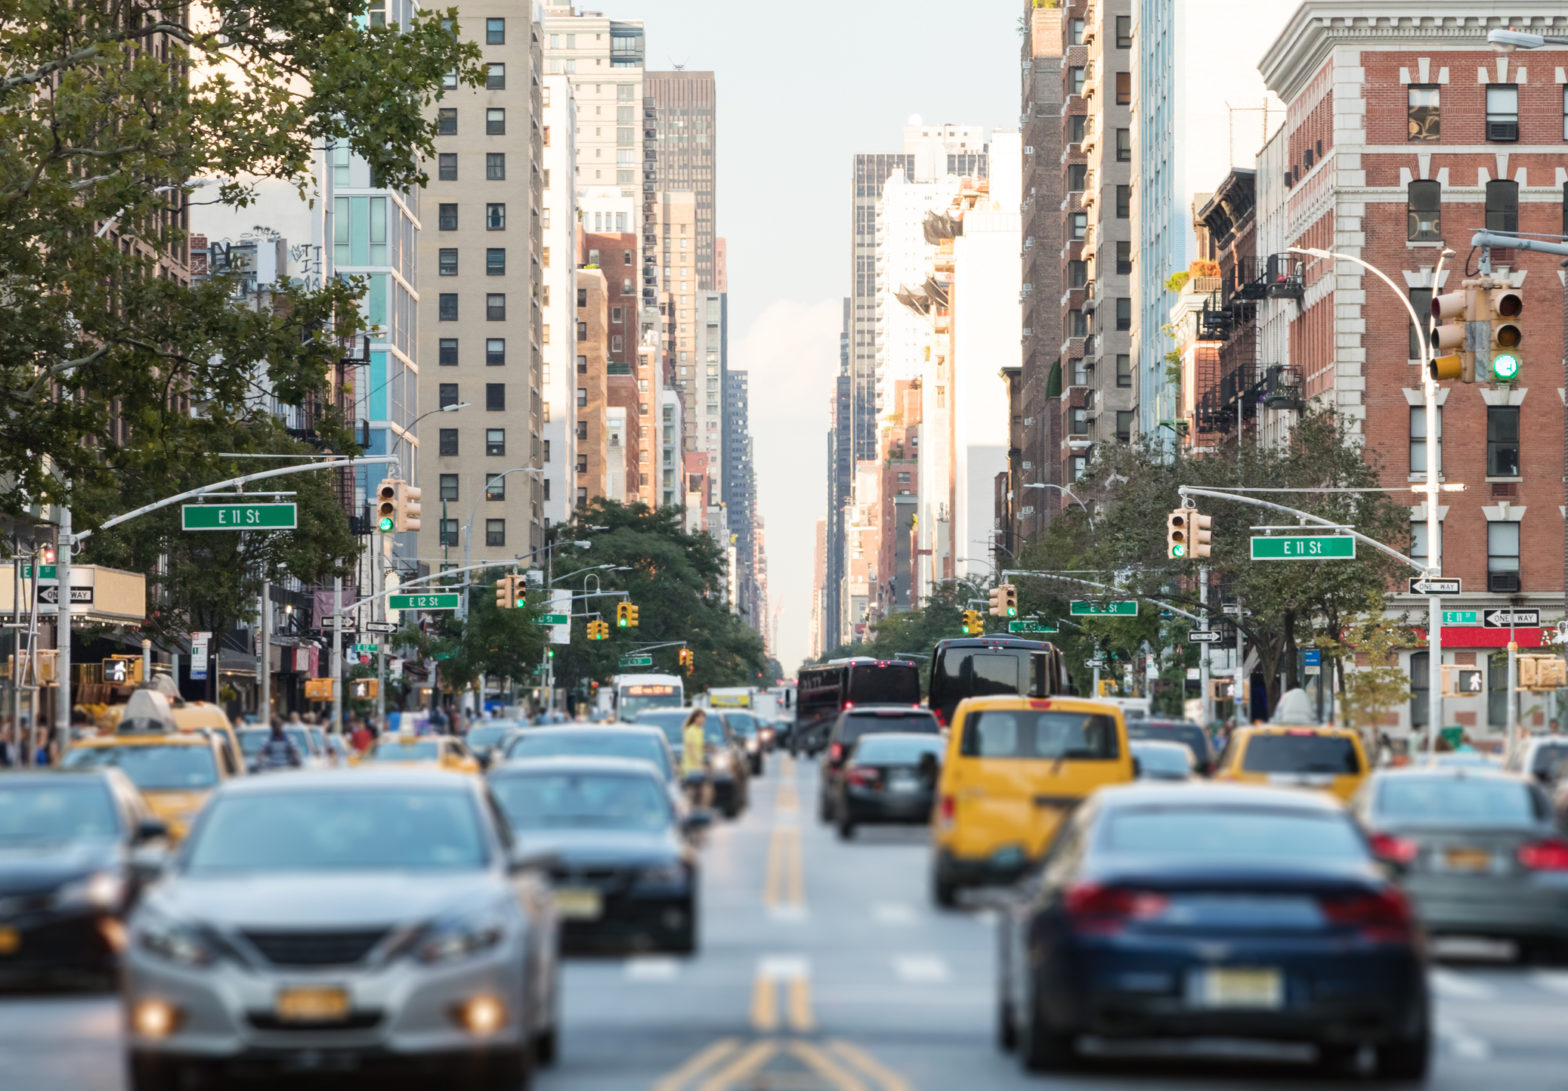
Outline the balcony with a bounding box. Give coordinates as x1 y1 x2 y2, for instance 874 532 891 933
1196 292 1232 341
1262 365 1304 410
1265 254 1305 299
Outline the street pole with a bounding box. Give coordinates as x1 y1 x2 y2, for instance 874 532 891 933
1199 565 1211 725
55 506 71 745
1507 632 1518 760
331 576 342 733
258 579 270 725
141 639 151 688
1233 595 1245 723
375 539 386 730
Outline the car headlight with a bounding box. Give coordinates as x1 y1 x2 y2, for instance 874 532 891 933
416 911 507 965
54 871 125 912
709 750 732 771
636 862 688 886
137 916 218 967
746 739 760 753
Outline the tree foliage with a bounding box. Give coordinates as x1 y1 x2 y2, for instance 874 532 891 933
399 566 549 696
1316 609 1413 743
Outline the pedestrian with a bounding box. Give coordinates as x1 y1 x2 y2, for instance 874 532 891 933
255 717 303 771
350 718 373 754
32 725 58 767
0 719 17 768
681 709 710 808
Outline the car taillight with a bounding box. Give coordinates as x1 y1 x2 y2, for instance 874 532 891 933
1318 889 1414 943
844 702 855 710
1516 839 1568 871
1063 883 1169 935
828 743 844 764
1368 832 1420 865
846 767 879 788
933 708 947 728
939 794 956 825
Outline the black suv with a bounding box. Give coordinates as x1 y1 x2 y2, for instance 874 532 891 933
818 706 940 822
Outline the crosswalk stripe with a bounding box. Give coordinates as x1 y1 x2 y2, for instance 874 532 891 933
1430 969 1494 1001
892 955 951 984
1436 1016 1492 1062
872 902 917 924
624 956 680 982
1529 970 1568 997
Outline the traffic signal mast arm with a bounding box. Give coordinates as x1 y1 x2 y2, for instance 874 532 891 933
1174 486 1427 575
999 569 1206 624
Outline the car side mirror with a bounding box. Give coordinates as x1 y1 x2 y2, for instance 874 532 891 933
509 848 561 875
134 818 169 844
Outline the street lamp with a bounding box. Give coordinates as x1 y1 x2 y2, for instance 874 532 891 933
457 466 545 615
1488 29 1568 52
96 180 216 238
389 401 469 460
1025 482 1095 529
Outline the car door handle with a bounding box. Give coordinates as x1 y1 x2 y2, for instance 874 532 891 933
1033 795 1078 808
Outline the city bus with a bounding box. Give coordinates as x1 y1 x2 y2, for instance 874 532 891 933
794 658 922 754
613 673 685 722
927 637 1075 727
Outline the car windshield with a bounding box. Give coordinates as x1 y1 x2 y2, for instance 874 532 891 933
185 789 487 873
506 730 672 778
847 663 921 704
1241 733 1361 775
1128 721 1210 765
933 649 1025 700
1531 742 1568 779
466 725 513 749
1376 776 1538 826
238 728 312 757
839 710 938 745
1104 806 1365 861
960 710 1119 760
0 781 120 845
490 771 673 832
64 744 218 790
851 734 945 766
635 711 688 748
1132 741 1193 777
366 739 443 762
725 712 758 736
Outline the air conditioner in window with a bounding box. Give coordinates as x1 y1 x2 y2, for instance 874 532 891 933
1488 571 1521 594
1486 120 1519 142
1025 146 1035 156
1413 217 1439 237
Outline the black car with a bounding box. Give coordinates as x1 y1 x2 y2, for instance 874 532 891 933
636 708 751 818
1127 718 1215 775
721 710 766 777
832 732 945 839
998 782 1429 1079
488 757 709 954
819 706 940 823
463 722 523 769
0 769 168 985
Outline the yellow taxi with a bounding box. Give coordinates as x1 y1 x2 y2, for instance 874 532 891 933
1213 725 1369 802
359 734 479 774
931 695 1135 907
96 694 245 773
61 731 232 841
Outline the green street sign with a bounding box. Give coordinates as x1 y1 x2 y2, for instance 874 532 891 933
17 565 57 579
538 613 570 626
353 643 379 653
1070 601 1138 617
1009 620 1058 634
619 655 654 668
182 502 297 531
388 592 460 611
433 652 453 660
1442 610 1479 625
1250 535 1356 560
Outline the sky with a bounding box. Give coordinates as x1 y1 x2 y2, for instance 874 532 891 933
616 0 1021 673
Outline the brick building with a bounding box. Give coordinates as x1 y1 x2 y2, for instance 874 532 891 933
1259 2 1568 737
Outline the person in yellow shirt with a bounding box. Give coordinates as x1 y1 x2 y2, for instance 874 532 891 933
681 709 710 807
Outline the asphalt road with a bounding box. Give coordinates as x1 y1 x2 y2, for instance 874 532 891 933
4 753 1567 1089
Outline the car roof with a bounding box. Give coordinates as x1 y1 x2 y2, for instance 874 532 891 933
1131 738 1194 754
76 733 209 748
516 724 664 739
488 755 664 778
955 695 1117 716
1368 766 1526 783
933 637 1053 650
1236 725 1357 739
841 704 930 714
0 767 119 784
851 731 944 746
1093 780 1348 813
1142 719 1201 729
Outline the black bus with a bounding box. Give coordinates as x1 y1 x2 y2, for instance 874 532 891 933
794 658 922 754
927 637 1074 727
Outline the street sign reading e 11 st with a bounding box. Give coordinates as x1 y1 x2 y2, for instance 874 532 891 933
538 613 571 626
387 593 460 611
1442 610 1478 625
1250 535 1355 560
1008 620 1058 634
1070 601 1138 617
182 503 297 531
619 655 653 668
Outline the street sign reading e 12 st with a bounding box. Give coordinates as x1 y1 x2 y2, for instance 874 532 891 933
1250 535 1355 560
1008 620 1058 634
182 503 297 531
387 593 460 611
1070 601 1138 617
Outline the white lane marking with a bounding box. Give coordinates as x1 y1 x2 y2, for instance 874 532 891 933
624 956 680 982
1430 969 1494 1001
1436 1016 1492 1062
970 908 1000 925
893 955 951 984
759 955 810 980
873 902 917 925
767 905 811 923
1530 970 1568 997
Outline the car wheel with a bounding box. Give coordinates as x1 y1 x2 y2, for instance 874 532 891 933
818 794 833 824
533 1024 559 1068
1374 1019 1430 1081
1314 1042 1358 1075
1018 975 1075 1073
997 989 1018 1052
931 862 958 909
126 1054 178 1091
479 1046 532 1091
837 815 856 841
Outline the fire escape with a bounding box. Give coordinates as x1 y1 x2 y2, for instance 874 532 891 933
1194 253 1305 441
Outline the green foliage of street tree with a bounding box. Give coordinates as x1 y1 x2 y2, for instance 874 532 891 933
1315 609 1413 745
0 0 483 516
399 567 549 698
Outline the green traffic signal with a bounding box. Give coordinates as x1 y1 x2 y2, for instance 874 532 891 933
378 515 394 532
1492 352 1521 382
1005 606 1017 618
1172 543 1187 558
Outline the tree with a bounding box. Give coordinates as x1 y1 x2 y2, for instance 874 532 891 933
1 1 483 515
1319 611 1413 745
400 567 548 698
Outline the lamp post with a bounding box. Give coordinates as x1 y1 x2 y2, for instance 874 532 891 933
1287 245 1451 756
1024 482 1095 529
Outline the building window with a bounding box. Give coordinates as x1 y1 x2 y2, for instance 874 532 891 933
1486 84 1518 140
1116 353 1132 387
1408 85 1439 141
1069 114 1086 144
576 487 588 506
485 383 505 411
1485 179 1519 233
1068 259 1088 288
576 387 588 407
1070 212 1087 240
1115 297 1131 330
576 455 588 474
1486 405 1520 476
1115 72 1131 105
438 248 457 276
1408 287 1432 358
486 108 505 135
1070 407 1088 434
485 17 504 44
486 294 505 321
1409 520 1442 569
1407 180 1441 241
485 153 505 180
438 429 458 456
486 248 505 276
1067 163 1087 192
1115 185 1130 218
438 383 458 409
438 519 459 548
1410 650 1429 728
486 63 505 90
1070 310 1088 337
1069 67 1084 95
437 108 456 135
485 428 505 456
486 338 505 366
485 475 505 501
437 153 457 181
1115 15 1132 48
438 204 457 231
438 293 457 321
438 474 458 502
576 421 588 441
1487 522 1520 589
438 338 458 366
1116 129 1130 161
1068 18 1084 44
1115 410 1134 442
484 519 505 547
1563 85 1568 140
1409 406 1441 476
486 203 505 230
1116 240 1132 274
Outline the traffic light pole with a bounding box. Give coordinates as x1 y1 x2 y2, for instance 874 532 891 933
1199 566 1211 727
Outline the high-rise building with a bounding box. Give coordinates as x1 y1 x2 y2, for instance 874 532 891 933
657 190 700 445
575 267 610 503
540 74 579 526
417 2 545 568
645 71 718 290
823 299 853 648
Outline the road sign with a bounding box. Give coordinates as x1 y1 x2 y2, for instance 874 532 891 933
1008 620 1058 633
1303 649 1322 667
363 621 396 634
1442 610 1478 625
354 643 379 653
1483 609 1540 628
37 585 92 605
16 565 57 580
1187 630 1223 644
1408 577 1461 595
1250 535 1356 560
1070 601 1137 617
619 655 654 668
181 502 298 531
538 613 570 626
387 593 460 611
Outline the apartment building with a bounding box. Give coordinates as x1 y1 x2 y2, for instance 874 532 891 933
658 190 700 446
645 71 718 290
540 74 579 524
575 266 610 504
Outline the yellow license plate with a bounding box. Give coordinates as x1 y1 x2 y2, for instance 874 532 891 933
274 986 350 1023
1194 967 1283 1009
553 888 603 920
1444 848 1491 872
0 926 19 955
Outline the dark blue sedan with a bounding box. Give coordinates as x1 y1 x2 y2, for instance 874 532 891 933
996 782 1429 1079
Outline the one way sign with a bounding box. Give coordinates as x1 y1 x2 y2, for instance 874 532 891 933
1483 609 1540 628
1187 630 1224 644
37 585 93 605
1408 577 1461 595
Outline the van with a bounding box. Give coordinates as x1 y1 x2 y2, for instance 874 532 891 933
1214 726 1369 802
931 695 1134 907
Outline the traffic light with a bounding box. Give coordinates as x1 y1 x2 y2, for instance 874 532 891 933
395 482 422 533
41 546 55 565
1489 283 1522 382
962 609 983 635
511 574 526 609
627 604 640 627
1167 507 1192 559
587 619 609 640
496 576 512 609
987 586 1005 617
1001 584 1018 618
1190 512 1213 559
679 648 694 673
616 602 631 628
376 479 398 533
